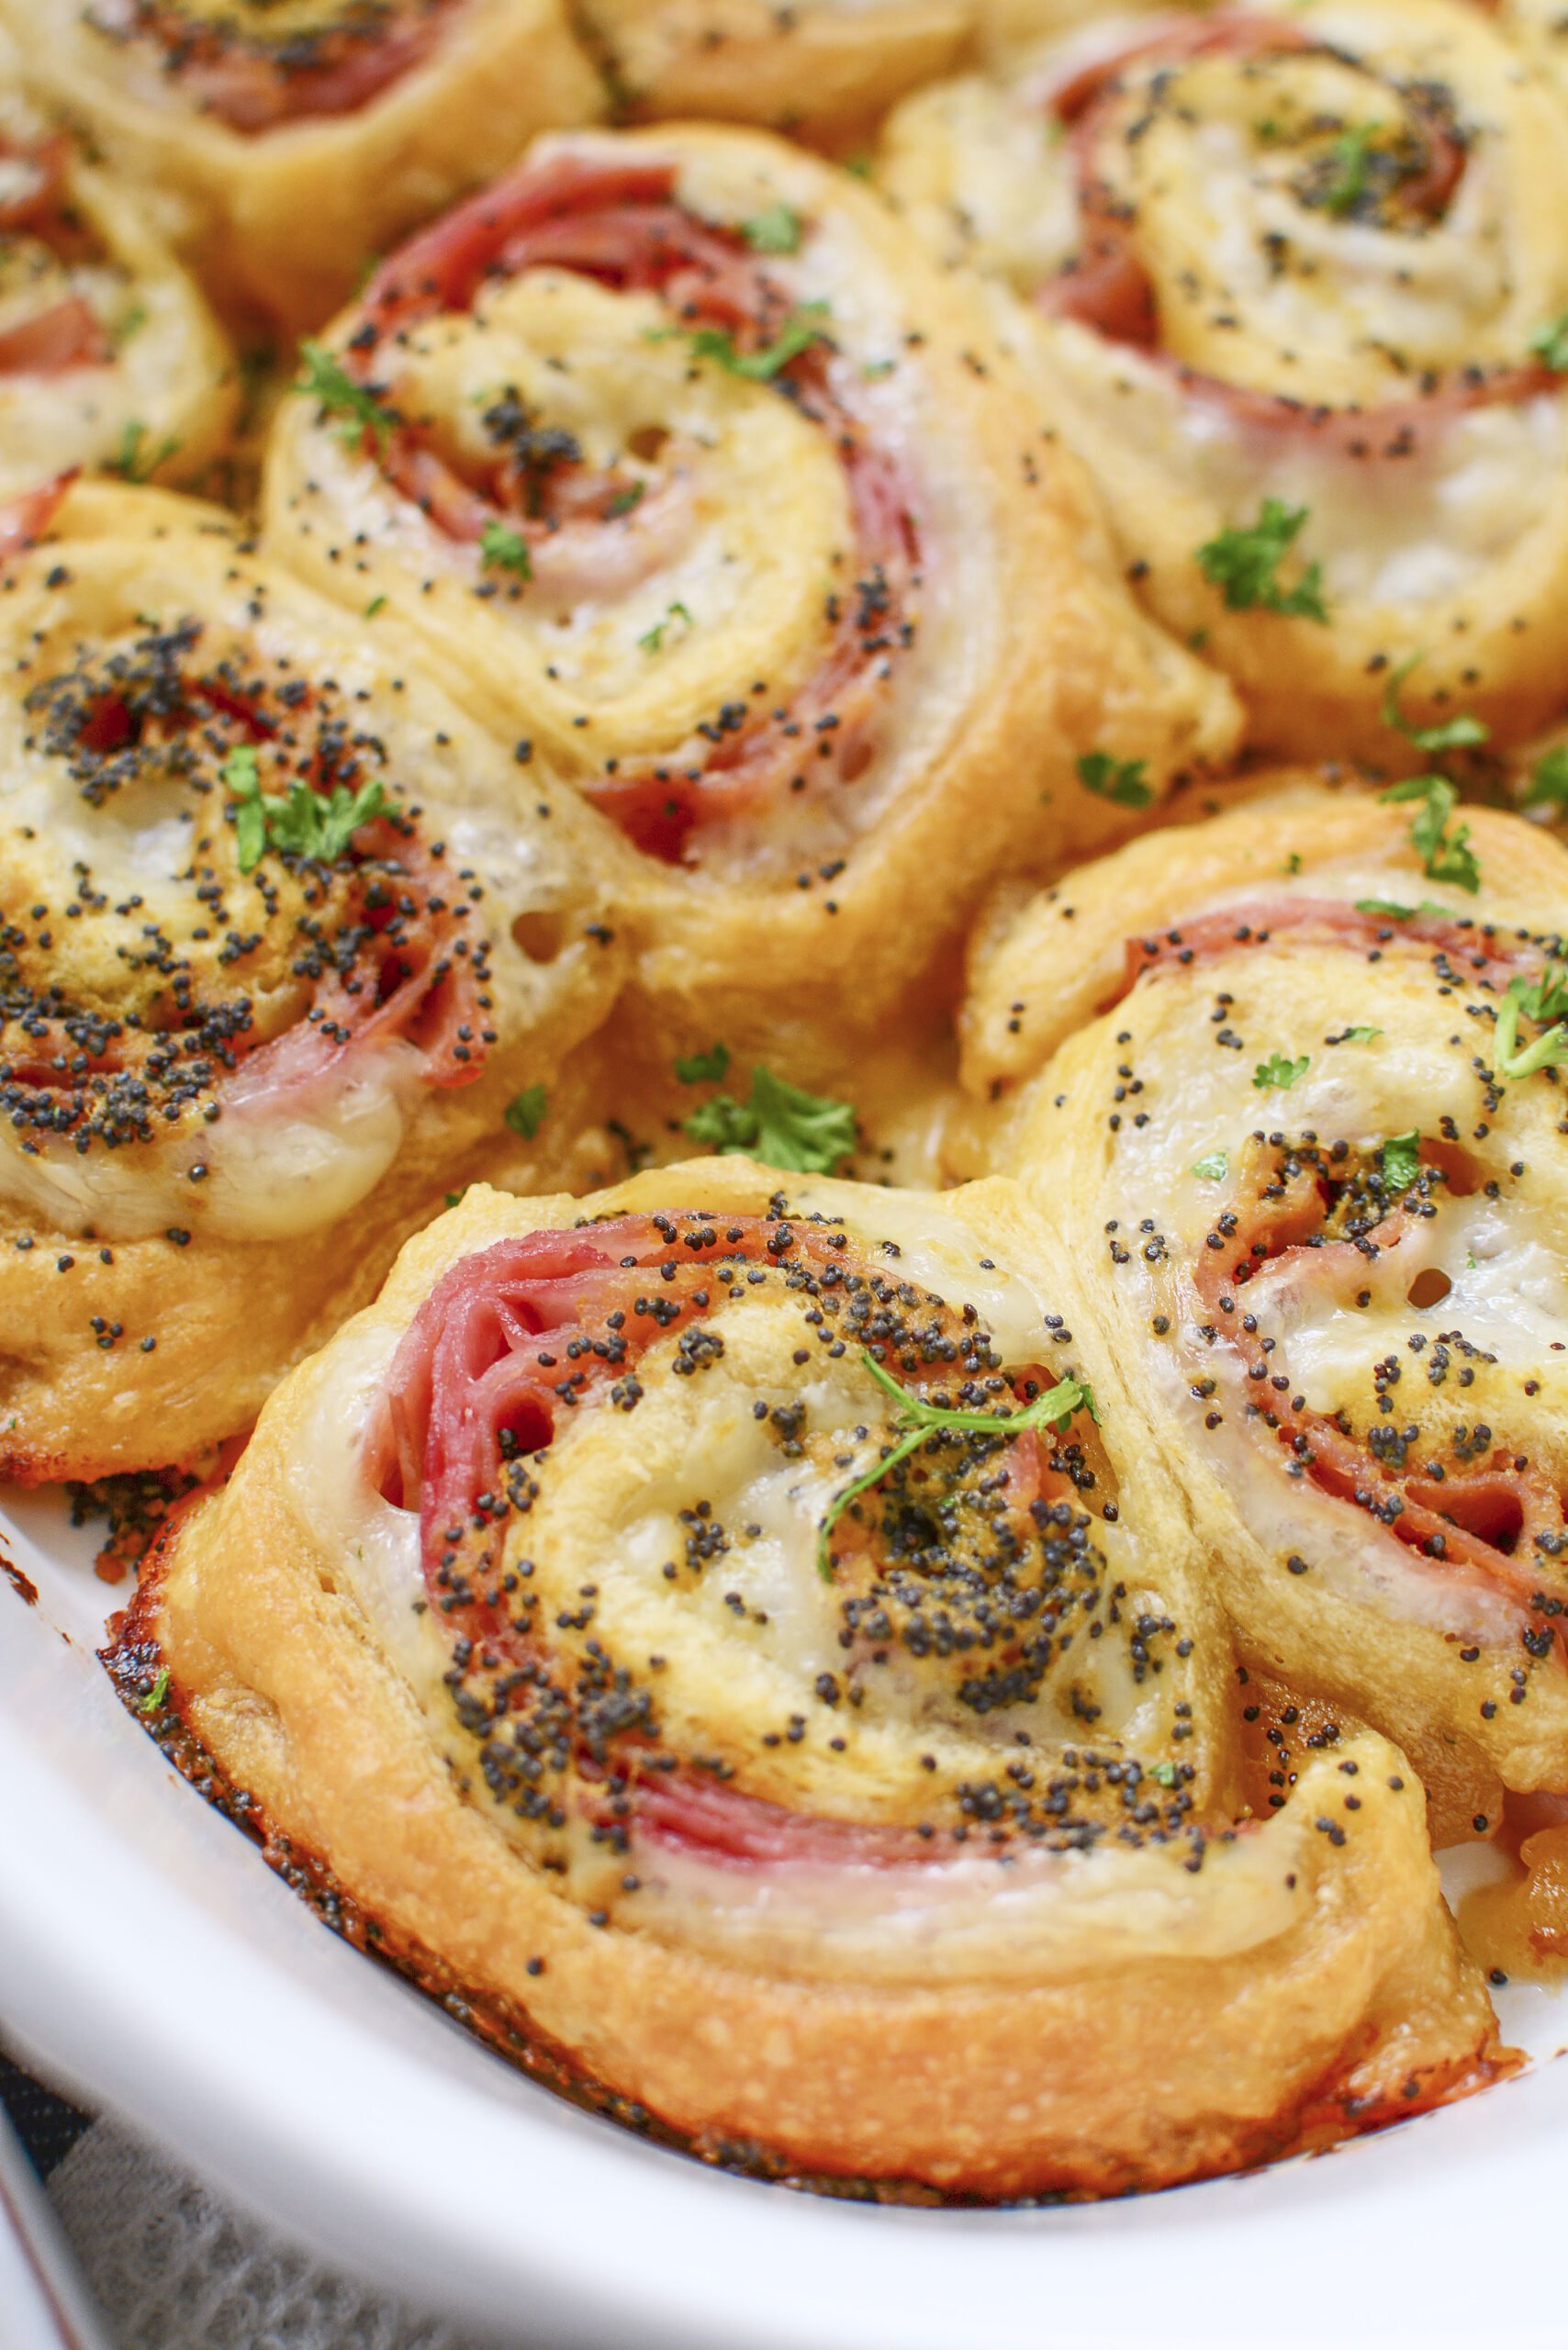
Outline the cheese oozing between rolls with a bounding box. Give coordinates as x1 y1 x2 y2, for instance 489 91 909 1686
879 0 1568 761
575 1 974 142
262 123 1238 1058
0 0 605 334
108 1162 1504 2198
0 83 236 500
961 784 1568 1827
0 480 624 1482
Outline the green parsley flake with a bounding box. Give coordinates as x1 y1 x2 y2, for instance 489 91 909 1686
505 1084 549 1140
225 744 386 876
140 1664 171 1715
1524 744 1568 811
1530 309 1568 373
1381 1129 1421 1194
1379 651 1489 755
818 1351 1097 1580
1192 1150 1228 1181
683 1065 857 1174
1253 1051 1309 1091
1340 1025 1383 1044
112 420 181 484
1195 498 1328 622
1379 774 1481 893
639 600 693 655
1077 751 1153 809
1148 1760 1178 1787
296 339 398 453
1493 964 1568 1082
742 203 804 254
675 1042 731 1085
480 520 532 581
1320 120 1383 218
689 301 834 382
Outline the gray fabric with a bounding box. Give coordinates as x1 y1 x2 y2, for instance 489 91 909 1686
45 2114 496 2350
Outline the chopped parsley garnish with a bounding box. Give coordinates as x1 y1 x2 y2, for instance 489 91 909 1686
1319 120 1383 218
1524 744 1568 811
742 203 804 254
1192 1150 1228 1181
140 1664 171 1715
1379 651 1489 755
1148 1760 1178 1787
111 420 180 484
479 520 532 581
1077 751 1153 809
1353 896 1462 921
1340 1024 1383 1044
607 481 645 519
1381 1129 1421 1194
1494 964 1568 1081
1253 1051 1309 1091
504 1083 549 1140
675 1041 731 1085
1530 309 1568 373
296 339 397 453
689 301 834 382
683 1065 857 1173
225 744 386 875
1196 498 1328 622
819 1352 1097 1580
639 600 693 655
1379 774 1481 893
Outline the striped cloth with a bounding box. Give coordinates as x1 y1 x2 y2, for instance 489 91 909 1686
0 2050 496 2350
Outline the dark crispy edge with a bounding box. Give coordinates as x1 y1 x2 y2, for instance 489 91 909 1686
97 1525 1518 2209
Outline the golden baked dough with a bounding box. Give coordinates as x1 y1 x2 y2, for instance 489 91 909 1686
962 783 1568 1816
0 0 605 334
110 1163 1504 2197
879 0 1568 762
1500 0 1568 103
576 1 973 141
0 80 237 500
0 480 625 1481
262 122 1238 1070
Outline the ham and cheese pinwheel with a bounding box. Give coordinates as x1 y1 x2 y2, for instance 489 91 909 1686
262 125 1238 1063
0 84 236 501
0 2 604 335
960 784 1568 1836
575 2 973 141
879 0 1568 762
0 481 623 1483
108 1163 1503 2198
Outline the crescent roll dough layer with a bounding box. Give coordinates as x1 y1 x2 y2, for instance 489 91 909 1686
0 0 605 334
576 1 973 140
262 122 1238 1068
0 482 625 1480
962 784 1568 1818
112 1162 1504 2198
879 0 1568 762
0 81 237 500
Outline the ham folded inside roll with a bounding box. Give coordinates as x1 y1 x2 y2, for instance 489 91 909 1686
263 124 1238 1062
108 1163 1504 2198
0 1 605 333
962 784 1568 1829
879 0 1568 761
0 481 624 1482
577 1 973 141
0 83 236 498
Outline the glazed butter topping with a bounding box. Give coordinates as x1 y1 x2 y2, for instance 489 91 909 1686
328 1192 1230 1970
0 606 487 1240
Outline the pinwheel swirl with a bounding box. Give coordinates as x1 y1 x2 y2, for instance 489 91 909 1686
0 1 605 332
109 1161 1503 2197
961 782 1568 1835
0 480 623 1481
879 0 1568 760
575 1 973 141
0 82 236 500
262 123 1237 1058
